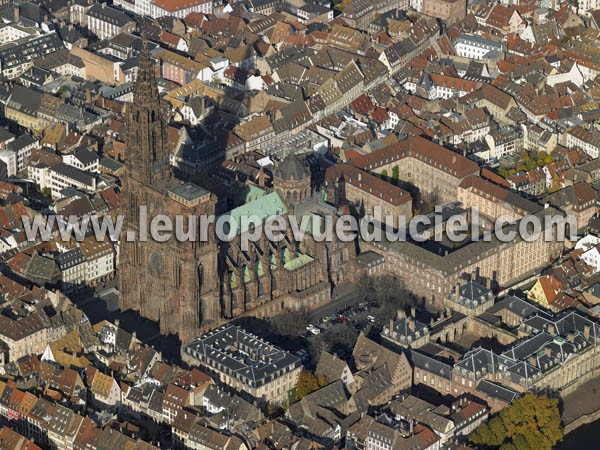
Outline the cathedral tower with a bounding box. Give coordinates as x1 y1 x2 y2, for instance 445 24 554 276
119 37 220 342
126 37 171 185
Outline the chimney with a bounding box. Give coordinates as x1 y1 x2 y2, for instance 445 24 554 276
408 318 415 332
486 277 491 289
455 283 460 299
14 5 19 22
397 309 406 319
529 355 537 366
584 324 591 340
410 306 416 318
115 319 120 328
389 319 394 334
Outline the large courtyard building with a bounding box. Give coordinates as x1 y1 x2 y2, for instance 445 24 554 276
182 324 302 405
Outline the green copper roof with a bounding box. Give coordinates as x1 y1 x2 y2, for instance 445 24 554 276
284 253 314 271
224 192 288 235
240 184 266 203
100 157 123 172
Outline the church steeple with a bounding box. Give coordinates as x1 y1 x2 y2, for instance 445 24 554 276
126 33 171 185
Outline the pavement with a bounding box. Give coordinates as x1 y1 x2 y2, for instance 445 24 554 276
306 281 363 324
562 376 600 424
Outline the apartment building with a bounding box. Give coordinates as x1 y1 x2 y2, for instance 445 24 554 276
422 0 467 25
183 325 302 405
28 162 98 198
86 4 135 41
351 136 480 205
0 312 49 363
79 236 115 285
565 125 600 159
454 34 503 60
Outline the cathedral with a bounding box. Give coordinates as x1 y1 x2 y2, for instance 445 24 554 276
119 39 355 342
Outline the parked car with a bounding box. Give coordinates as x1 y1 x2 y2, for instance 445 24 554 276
306 324 321 335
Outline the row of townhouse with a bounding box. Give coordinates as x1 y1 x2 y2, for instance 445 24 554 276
55 236 116 291
0 379 159 450
564 125 600 159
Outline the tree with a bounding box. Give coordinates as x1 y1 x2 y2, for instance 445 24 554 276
525 159 537 170
332 0 350 14
295 370 320 400
391 165 400 183
381 169 388 178
549 175 562 193
489 416 507 444
543 155 555 164
324 323 358 356
270 310 308 337
468 393 562 450
356 273 374 302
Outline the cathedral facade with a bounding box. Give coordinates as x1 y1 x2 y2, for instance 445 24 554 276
118 39 220 342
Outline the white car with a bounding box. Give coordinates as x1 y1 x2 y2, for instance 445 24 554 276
306 325 321 335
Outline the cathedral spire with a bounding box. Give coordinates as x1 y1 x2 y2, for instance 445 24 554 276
125 32 171 185
134 31 159 103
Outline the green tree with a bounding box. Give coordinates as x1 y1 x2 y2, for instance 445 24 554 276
549 175 561 193
270 310 308 337
525 159 537 170
489 416 507 444
295 370 320 401
381 169 388 178
391 165 399 183
468 393 562 450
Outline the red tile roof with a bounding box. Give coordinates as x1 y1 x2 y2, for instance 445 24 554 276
351 136 479 179
325 164 411 207
351 94 375 116
153 0 210 13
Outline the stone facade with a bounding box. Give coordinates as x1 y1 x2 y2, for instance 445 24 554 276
119 39 220 341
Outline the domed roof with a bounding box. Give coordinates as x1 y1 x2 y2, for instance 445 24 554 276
274 153 310 181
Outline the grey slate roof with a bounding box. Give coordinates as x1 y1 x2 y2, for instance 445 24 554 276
411 350 452 380
274 153 309 181
87 4 133 28
55 247 85 270
486 295 542 318
0 32 64 71
184 324 301 388
6 84 42 116
477 380 518 403
52 163 96 187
